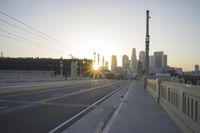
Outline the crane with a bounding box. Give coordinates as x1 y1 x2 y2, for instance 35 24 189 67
69 54 75 59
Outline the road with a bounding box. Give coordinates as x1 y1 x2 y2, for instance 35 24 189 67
0 79 126 133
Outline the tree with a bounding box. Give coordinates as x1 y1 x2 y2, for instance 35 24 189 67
137 61 144 80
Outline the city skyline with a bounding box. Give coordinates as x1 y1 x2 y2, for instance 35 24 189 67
0 0 200 70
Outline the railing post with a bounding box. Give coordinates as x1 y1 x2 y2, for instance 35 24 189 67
156 79 161 104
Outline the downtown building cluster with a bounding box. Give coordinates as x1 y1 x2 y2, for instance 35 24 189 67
110 47 200 85
111 48 168 75
111 48 138 73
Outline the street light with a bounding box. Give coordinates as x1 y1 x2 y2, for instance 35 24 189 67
144 10 150 89
60 57 63 78
80 60 85 79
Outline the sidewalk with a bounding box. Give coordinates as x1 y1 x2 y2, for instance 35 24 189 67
103 81 183 133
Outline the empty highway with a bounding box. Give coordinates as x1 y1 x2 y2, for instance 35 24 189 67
0 80 126 133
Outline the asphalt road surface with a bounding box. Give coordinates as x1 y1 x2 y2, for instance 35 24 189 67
0 80 126 133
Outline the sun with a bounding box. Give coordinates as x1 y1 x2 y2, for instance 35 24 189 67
93 64 99 71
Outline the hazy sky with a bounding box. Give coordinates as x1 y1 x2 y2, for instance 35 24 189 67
0 0 199 70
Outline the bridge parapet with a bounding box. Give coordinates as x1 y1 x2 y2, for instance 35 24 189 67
147 79 200 133
147 79 159 102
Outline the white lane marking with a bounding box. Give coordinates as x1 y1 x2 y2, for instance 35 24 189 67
43 82 117 102
0 81 118 105
103 102 123 133
123 81 135 99
0 106 8 110
48 87 122 133
0 84 88 99
102 81 136 133
0 80 116 99
52 93 63 97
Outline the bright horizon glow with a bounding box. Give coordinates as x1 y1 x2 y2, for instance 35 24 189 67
93 64 99 71
0 0 200 71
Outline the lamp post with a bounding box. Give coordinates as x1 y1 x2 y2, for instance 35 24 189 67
93 52 96 66
60 57 63 78
79 60 85 79
144 10 150 89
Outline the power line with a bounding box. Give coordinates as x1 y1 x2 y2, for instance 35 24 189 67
0 10 80 52
0 19 40 37
0 18 77 52
0 29 66 54
0 33 66 55
0 34 45 50
0 18 74 53
0 34 66 56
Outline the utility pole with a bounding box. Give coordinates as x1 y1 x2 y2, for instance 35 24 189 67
102 56 104 68
79 60 81 79
60 57 63 78
98 54 100 67
144 10 150 89
93 52 96 66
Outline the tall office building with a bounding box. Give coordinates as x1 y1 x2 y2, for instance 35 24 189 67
195 64 199 74
105 61 109 70
152 52 167 68
102 56 104 68
154 52 164 68
131 48 137 69
122 55 130 69
139 51 146 69
149 55 155 67
162 55 167 68
111 55 117 72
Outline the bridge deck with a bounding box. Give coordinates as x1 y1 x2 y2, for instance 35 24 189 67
103 81 183 133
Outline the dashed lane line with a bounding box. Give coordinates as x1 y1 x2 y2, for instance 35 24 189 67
0 106 8 110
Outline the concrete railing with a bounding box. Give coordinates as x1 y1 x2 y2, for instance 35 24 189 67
147 79 159 103
147 79 200 133
0 70 61 82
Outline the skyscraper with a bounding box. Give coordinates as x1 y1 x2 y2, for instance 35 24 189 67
105 61 108 70
162 55 167 68
149 55 155 67
131 48 137 69
152 51 167 68
154 51 164 68
122 55 130 69
195 64 199 74
111 55 117 72
139 51 146 69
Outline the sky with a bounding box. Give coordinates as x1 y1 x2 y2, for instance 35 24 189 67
0 0 200 71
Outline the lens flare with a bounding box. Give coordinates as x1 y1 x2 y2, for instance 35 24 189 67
93 64 99 70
